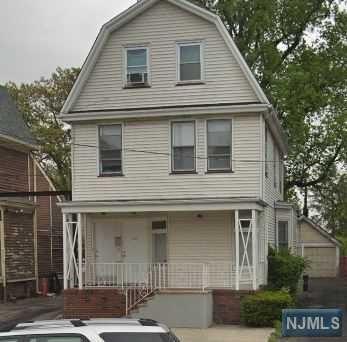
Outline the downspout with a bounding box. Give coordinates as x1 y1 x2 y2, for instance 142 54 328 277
33 159 39 293
0 207 6 302
274 202 277 250
49 196 53 272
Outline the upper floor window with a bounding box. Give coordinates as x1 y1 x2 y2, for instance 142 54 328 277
177 42 202 82
171 121 195 172
278 221 289 250
125 47 149 87
207 120 232 171
279 154 283 194
265 127 269 178
273 145 277 188
99 125 122 175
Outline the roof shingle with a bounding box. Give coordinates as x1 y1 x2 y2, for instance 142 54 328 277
0 86 36 146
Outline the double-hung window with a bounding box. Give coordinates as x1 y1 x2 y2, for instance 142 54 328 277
125 47 149 86
273 145 277 188
178 42 202 82
278 221 289 250
265 127 269 178
207 120 232 171
171 121 195 172
99 125 122 175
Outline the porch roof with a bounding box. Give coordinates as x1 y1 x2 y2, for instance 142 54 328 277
58 197 267 213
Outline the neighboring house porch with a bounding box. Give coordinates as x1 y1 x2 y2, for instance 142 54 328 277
61 199 268 323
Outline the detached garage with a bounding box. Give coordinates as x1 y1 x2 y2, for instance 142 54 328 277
298 216 341 278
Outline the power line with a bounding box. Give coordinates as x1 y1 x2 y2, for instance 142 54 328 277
1 122 285 164
71 142 285 163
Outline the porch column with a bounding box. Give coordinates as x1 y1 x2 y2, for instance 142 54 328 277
251 209 257 290
63 213 68 289
77 213 83 289
234 210 240 290
63 213 82 289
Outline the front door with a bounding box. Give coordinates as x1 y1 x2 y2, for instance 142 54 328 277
152 220 168 287
95 221 123 263
94 220 122 285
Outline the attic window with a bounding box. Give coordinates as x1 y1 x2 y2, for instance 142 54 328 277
177 42 203 83
125 47 149 87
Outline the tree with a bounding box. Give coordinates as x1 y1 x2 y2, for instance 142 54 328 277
192 0 347 210
311 169 347 235
6 67 80 190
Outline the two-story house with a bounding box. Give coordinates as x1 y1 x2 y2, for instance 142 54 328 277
0 86 63 300
60 0 297 327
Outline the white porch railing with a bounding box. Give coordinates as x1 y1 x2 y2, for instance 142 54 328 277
84 262 253 290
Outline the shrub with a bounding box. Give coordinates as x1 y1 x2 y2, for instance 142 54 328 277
268 320 281 342
267 246 308 295
241 290 294 327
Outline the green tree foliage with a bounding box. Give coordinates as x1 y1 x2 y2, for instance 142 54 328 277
311 168 347 234
193 0 347 202
6 67 80 190
267 246 308 295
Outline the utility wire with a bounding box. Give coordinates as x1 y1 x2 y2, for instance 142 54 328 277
71 142 285 163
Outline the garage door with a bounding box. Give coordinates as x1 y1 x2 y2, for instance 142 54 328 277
304 247 337 277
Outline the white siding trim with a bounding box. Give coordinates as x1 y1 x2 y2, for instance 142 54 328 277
62 104 270 123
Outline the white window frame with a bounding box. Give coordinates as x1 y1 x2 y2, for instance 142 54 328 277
273 145 277 188
277 220 289 250
176 41 204 84
97 123 123 176
265 127 269 178
170 120 196 173
206 119 233 172
124 46 150 87
279 153 283 194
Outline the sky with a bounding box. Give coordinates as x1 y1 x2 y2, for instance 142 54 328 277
0 0 137 84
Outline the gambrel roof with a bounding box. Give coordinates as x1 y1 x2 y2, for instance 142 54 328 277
61 0 270 114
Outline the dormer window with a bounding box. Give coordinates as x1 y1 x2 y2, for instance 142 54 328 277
177 42 203 83
125 47 149 87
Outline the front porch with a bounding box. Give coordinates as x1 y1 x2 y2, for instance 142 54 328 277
60 199 268 323
62 204 267 289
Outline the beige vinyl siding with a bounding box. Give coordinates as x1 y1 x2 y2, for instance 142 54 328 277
303 247 337 277
168 211 233 263
72 1 258 112
299 221 335 245
72 114 261 201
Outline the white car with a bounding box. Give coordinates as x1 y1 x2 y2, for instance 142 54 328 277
0 318 181 342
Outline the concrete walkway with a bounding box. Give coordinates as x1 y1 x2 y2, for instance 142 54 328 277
0 295 63 330
174 325 273 342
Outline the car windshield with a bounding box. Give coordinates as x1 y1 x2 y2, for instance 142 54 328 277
100 332 179 342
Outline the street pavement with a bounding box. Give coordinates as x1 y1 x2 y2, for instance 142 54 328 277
281 277 347 342
0 295 63 330
174 325 273 342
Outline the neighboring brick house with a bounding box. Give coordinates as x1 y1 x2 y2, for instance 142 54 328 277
0 86 63 300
